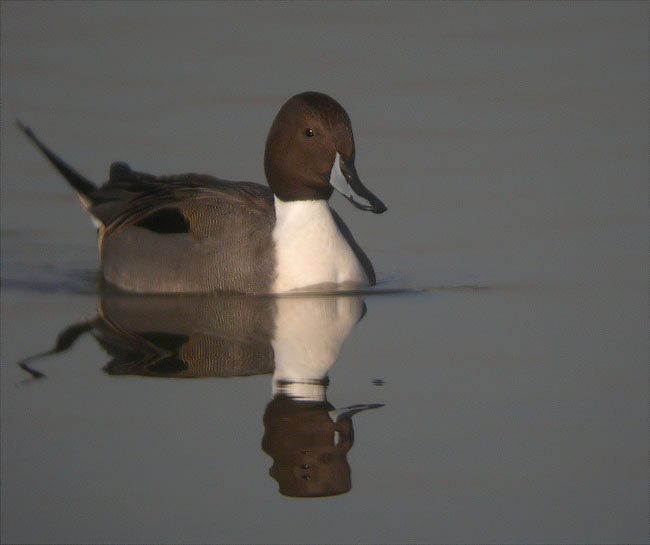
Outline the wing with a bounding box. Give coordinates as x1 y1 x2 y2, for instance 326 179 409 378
96 163 276 294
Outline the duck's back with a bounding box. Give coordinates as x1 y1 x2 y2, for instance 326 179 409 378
95 168 276 294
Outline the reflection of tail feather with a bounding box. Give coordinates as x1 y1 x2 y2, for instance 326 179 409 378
16 319 95 379
18 361 46 379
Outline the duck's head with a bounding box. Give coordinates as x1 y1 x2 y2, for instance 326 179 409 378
264 92 387 214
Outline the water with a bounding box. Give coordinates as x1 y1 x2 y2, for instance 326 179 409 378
1 2 648 543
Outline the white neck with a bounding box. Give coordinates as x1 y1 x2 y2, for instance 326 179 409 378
271 197 367 293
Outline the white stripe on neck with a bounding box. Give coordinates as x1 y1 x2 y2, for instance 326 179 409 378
271 197 367 293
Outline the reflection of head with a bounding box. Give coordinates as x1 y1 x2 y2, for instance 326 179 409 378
262 395 354 497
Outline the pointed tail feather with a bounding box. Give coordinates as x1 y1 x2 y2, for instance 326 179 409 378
17 120 97 204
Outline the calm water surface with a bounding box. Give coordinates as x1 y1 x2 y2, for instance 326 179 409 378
1 3 648 544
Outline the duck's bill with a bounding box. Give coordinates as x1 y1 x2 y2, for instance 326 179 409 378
329 153 387 214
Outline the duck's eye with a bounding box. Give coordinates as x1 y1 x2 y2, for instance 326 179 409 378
304 128 314 138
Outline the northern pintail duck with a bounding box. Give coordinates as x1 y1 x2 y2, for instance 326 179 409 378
18 91 386 294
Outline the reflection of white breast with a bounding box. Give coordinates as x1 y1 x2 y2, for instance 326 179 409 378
271 198 367 293
271 296 364 400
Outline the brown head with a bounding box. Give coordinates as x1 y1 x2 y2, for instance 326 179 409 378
264 92 386 213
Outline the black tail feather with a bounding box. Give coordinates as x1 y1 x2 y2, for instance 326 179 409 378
17 120 97 201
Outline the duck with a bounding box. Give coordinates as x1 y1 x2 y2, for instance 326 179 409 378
18 91 387 294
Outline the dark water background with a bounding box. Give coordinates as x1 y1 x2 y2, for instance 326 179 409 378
1 2 648 544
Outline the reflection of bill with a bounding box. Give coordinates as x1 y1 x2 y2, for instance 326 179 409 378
262 397 380 498
18 292 383 497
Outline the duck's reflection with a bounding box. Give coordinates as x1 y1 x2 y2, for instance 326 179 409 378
19 291 382 497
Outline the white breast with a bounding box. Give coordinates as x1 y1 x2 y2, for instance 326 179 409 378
271 197 367 293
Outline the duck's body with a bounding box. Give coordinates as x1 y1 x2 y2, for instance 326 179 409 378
19 92 386 294
97 168 276 293
92 165 373 293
